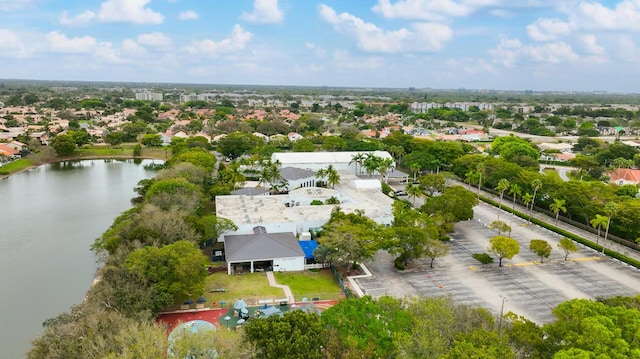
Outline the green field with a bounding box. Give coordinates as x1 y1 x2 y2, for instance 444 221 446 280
201 272 285 307
0 158 34 174
275 269 344 301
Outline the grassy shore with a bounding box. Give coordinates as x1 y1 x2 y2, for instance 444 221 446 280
0 144 167 178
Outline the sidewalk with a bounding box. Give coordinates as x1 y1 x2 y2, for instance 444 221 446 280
454 180 640 264
266 271 295 303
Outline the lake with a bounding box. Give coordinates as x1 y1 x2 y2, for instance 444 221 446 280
0 159 159 358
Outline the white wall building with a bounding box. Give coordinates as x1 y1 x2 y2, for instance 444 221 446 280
271 150 394 174
135 92 163 101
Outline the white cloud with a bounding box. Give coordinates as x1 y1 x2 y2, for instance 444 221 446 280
577 0 640 31
527 18 572 41
121 39 147 56
319 4 452 53
137 32 173 50
0 28 29 57
490 37 579 67
579 34 603 55
59 10 96 26
333 50 384 70
94 42 127 64
305 42 327 58
46 31 96 53
614 36 640 63
372 0 497 21
489 9 512 18
241 0 283 24
184 24 253 56
97 0 164 24
178 10 198 20
0 0 34 11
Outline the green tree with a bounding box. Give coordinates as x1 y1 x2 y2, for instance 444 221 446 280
496 178 510 220
424 239 450 268
217 131 262 159
421 185 478 222
292 138 316 152
509 183 522 211
405 182 424 205
321 296 412 358
528 179 543 223
141 133 163 147
529 239 552 263
557 237 578 261
51 134 76 155
125 240 209 308
105 131 124 147
349 152 367 176
602 201 619 253
590 214 608 245
410 162 422 182
549 198 567 225
443 329 515 359
488 235 520 267
133 144 142 157
419 173 446 196
244 310 326 359
490 220 511 236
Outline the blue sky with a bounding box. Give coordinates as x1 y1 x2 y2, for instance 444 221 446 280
0 0 638 92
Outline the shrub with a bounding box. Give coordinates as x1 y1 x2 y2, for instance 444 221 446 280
310 199 323 205
381 182 393 195
394 256 405 270
472 253 494 265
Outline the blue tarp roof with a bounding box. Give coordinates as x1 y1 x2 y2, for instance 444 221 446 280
298 239 318 259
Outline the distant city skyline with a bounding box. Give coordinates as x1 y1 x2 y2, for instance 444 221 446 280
0 0 637 93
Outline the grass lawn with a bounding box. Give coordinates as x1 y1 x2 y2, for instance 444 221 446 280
0 158 34 174
77 147 134 156
275 269 344 301
201 272 284 308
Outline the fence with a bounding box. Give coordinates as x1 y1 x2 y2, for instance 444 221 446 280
330 264 352 299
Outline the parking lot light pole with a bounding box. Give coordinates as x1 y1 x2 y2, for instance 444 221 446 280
498 295 508 333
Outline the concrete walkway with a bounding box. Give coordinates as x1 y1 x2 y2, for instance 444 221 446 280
266 271 295 303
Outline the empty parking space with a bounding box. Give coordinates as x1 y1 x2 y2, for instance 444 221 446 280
356 203 640 324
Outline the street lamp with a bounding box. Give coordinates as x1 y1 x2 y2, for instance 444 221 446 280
498 295 509 333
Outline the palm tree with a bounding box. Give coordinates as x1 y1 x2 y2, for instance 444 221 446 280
475 163 485 200
227 160 246 190
549 199 567 225
590 214 608 245
509 183 522 211
410 163 422 183
496 178 510 220
326 164 341 189
602 201 619 253
528 179 543 223
362 154 380 178
405 182 423 206
378 157 395 183
350 153 367 176
522 192 533 217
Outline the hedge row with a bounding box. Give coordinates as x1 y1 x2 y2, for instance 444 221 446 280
479 196 640 269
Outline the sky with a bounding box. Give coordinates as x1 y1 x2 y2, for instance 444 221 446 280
0 0 639 92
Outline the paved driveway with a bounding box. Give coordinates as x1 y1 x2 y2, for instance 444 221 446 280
356 203 640 324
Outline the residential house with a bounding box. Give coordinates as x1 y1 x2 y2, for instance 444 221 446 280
608 168 640 186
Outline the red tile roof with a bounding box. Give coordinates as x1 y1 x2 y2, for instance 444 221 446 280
609 168 640 183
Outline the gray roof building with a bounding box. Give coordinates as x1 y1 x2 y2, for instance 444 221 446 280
230 187 269 196
280 167 316 181
224 226 304 263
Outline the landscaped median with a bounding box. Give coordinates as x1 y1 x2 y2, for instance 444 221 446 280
479 195 640 269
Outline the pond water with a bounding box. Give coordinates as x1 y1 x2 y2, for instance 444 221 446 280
0 159 159 358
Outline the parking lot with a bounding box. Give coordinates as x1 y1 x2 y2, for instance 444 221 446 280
355 202 640 323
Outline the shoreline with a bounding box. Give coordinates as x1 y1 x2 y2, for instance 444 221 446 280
0 154 165 180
